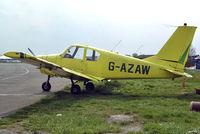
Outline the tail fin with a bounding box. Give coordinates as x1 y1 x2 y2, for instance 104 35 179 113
145 24 197 72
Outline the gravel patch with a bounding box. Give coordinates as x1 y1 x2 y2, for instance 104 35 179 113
108 115 133 123
107 114 142 134
122 125 142 133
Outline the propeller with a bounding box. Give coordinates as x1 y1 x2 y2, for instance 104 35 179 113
28 48 36 56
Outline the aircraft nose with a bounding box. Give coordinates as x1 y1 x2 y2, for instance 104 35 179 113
4 52 21 58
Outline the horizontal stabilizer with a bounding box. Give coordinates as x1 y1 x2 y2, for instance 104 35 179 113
183 72 193 78
164 68 192 78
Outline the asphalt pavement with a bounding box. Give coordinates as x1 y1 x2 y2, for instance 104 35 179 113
0 63 69 118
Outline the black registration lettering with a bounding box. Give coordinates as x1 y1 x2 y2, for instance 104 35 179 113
120 63 126 72
142 65 150 75
135 65 141 74
108 62 150 75
109 62 115 71
128 64 134 73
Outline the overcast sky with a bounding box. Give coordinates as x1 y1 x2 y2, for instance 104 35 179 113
0 0 200 55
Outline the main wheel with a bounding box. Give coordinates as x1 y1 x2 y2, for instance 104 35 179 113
42 82 51 92
86 82 95 91
71 85 81 94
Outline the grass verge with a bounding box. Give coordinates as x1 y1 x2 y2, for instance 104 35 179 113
1 71 200 134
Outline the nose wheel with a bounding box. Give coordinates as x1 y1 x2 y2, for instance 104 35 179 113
42 75 51 92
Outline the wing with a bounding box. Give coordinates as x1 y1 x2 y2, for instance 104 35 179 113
4 51 104 81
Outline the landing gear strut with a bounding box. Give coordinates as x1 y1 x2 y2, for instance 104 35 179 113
70 78 81 94
69 78 95 94
42 75 51 92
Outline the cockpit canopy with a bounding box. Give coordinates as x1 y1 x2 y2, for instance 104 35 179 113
62 45 100 61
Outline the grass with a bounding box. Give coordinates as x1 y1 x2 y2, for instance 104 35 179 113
1 71 200 133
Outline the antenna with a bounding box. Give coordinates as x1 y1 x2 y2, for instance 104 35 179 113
111 40 122 52
136 44 143 55
163 24 178 28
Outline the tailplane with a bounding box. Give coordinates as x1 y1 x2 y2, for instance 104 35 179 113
145 24 197 74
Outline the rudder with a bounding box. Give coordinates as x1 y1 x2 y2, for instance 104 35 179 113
145 24 197 71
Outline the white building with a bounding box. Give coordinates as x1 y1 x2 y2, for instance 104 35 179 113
0 55 21 63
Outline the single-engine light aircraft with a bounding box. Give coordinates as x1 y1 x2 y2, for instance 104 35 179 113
4 24 197 94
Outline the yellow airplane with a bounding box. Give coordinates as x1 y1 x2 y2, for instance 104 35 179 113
4 24 197 94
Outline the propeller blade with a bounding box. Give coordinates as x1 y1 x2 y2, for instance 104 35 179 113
28 48 36 56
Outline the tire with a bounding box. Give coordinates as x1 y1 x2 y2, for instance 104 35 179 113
71 85 81 94
42 82 51 92
86 82 95 91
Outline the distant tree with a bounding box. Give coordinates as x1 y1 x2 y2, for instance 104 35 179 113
189 46 196 56
185 46 196 67
131 53 153 59
137 55 149 59
132 53 138 57
125 54 131 57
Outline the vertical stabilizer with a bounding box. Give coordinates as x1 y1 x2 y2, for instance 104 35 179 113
145 24 197 71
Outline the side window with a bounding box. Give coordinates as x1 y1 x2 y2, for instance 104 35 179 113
86 49 94 61
64 46 76 58
64 46 84 60
86 49 100 61
74 47 84 60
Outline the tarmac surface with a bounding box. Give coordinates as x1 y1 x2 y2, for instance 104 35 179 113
0 63 69 118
